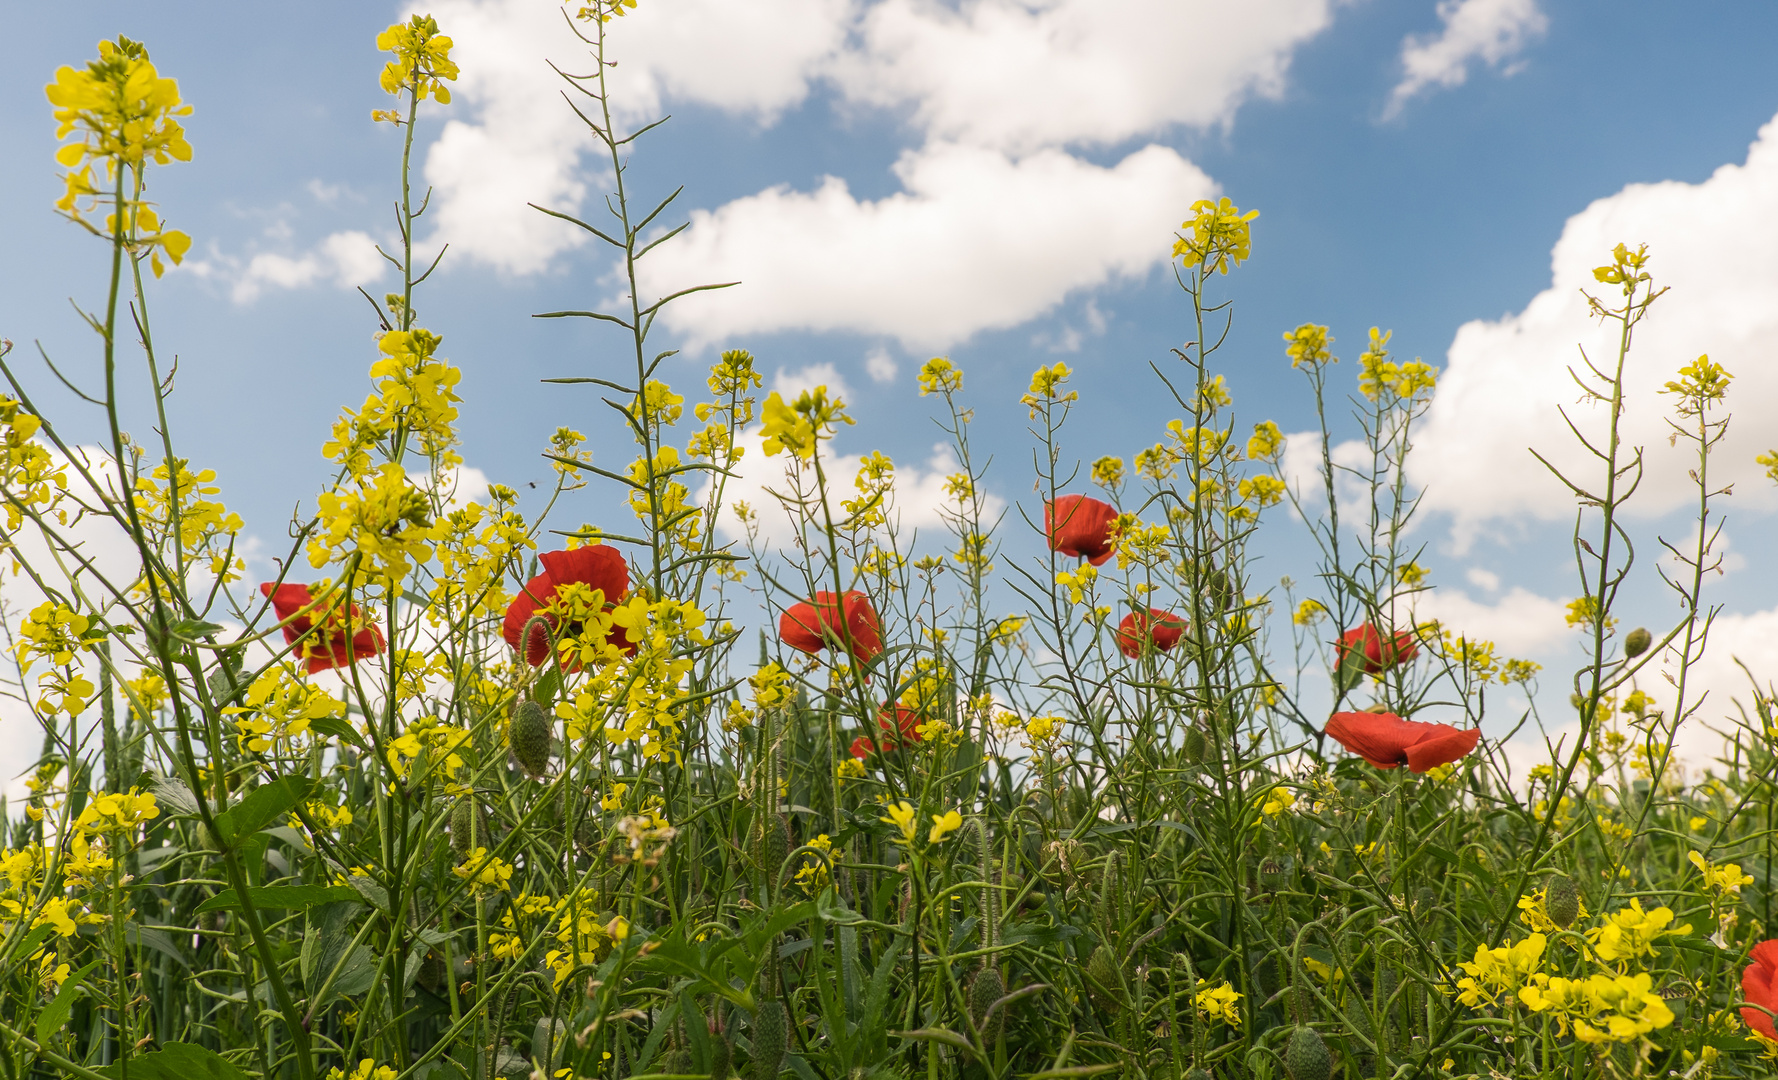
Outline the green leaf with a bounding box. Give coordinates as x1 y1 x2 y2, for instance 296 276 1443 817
147 772 202 817
196 883 360 914
35 959 101 1044
308 715 365 750
96 1043 253 1080
345 873 390 913
1022 1066 1120 1079
125 922 191 971
212 776 312 847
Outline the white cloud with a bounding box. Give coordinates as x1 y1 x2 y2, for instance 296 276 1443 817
643 142 1213 350
773 362 855 405
1410 585 1569 657
1386 0 1547 117
702 433 997 550
1412 111 1778 538
1466 567 1501 592
865 348 899 385
835 0 1339 153
390 0 1344 347
222 230 387 303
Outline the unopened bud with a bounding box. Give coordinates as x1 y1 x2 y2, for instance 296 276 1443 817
509 699 553 777
1624 627 1651 658
1285 1025 1332 1080
1545 873 1580 929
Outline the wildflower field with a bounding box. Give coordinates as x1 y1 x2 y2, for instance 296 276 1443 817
7 7 1778 1080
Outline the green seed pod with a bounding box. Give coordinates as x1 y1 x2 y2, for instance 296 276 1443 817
509 699 553 777
1624 626 1652 658
970 964 1007 1042
1545 873 1580 929
1285 1025 1332 1080
1086 944 1125 1013
751 1000 789 1080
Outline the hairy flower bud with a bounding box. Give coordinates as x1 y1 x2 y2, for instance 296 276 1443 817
1285 1025 1332 1080
1545 873 1580 929
751 1000 788 1080
509 699 552 777
1624 626 1652 658
970 963 1007 1042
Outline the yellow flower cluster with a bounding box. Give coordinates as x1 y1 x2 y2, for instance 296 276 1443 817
1661 354 1733 415
325 328 464 475
793 834 840 895
375 16 458 115
1455 933 1546 1008
131 458 244 578
1020 362 1076 417
1258 785 1295 818
429 486 533 622
545 889 619 990
917 356 963 397
760 387 851 460
1516 888 1589 934
326 1060 398 1080
1355 328 1437 402
384 716 472 785
1246 420 1285 461
1519 971 1673 1044
1194 980 1242 1026
308 464 437 585
1055 565 1097 605
1173 198 1259 276
1689 851 1753 897
1283 323 1334 369
1090 455 1125 490
452 847 515 894
1585 899 1689 965
46 37 193 274
0 398 69 530
223 667 346 754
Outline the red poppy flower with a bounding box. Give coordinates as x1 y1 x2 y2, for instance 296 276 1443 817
778 591 883 665
1338 623 1419 674
261 582 385 675
1116 608 1188 658
502 546 634 667
1044 494 1118 566
849 736 880 760
1324 711 1479 773
1742 939 1778 1042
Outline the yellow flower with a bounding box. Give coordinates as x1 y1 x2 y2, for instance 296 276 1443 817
759 388 849 459
1455 933 1545 1008
916 357 962 396
1194 980 1242 1026
1585 899 1689 965
1090 455 1125 490
74 788 159 835
452 848 515 894
1283 323 1334 369
1246 420 1285 461
881 801 918 844
1258 785 1295 818
1660 354 1733 415
928 810 963 845
1688 851 1753 897
1173 197 1259 275
1020 362 1077 416
375 16 459 110
326 1060 399 1080
1516 888 1587 934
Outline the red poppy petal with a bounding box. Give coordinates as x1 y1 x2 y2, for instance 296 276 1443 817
779 602 826 654
540 545 629 603
1326 711 1413 767
1402 725 1480 773
1743 941 1778 1038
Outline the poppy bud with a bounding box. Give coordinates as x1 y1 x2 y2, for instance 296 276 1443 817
1086 944 1126 1012
1183 1070 1213 1080
1285 1025 1332 1080
1545 873 1580 929
509 699 553 777
1182 726 1208 763
709 1023 733 1080
756 813 790 884
1260 858 1289 894
970 963 1007 1041
450 796 486 858
1624 626 1651 658
751 1000 788 1080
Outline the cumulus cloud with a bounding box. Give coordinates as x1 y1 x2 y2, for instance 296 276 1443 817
200 230 386 304
1412 111 1778 539
1386 0 1547 117
389 0 1344 346
865 348 899 385
1410 585 1569 657
833 0 1338 153
642 143 1213 350
702 432 997 550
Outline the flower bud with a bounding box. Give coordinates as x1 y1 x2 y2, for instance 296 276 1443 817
1545 873 1579 929
509 699 553 777
751 1000 788 1080
1086 944 1126 1012
1624 626 1651 658
1285 1025 1332 1080
1182 726 1208 763
969 963 1007 1041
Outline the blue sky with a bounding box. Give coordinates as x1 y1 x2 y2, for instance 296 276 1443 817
3 0 1778 777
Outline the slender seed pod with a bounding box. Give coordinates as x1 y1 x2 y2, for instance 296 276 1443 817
509 699 552 777
1285 1025 1332 1080
751 1000 788 1080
